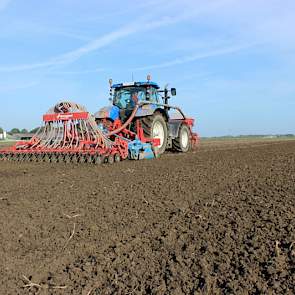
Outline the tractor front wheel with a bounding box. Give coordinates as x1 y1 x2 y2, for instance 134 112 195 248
141 113 168 155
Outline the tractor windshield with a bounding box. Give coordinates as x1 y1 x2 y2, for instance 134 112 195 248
113 87 146 109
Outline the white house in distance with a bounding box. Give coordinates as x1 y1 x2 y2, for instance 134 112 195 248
0 130 7 140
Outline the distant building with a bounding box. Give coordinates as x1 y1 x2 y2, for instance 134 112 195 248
12 133 34 140
0 131 7 140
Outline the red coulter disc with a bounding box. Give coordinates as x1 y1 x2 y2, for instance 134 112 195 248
79 154 86 164
50 154 57 163
108 154 114 165
44 153 50 163
64 154 71 164
114 153 121 163
85 154 92 164
72 154 78 164
93 154 102 165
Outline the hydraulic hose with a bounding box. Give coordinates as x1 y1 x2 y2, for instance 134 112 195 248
107 104 140 136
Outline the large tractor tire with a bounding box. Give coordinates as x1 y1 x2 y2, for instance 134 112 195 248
172 124 191 152
141 113 168 155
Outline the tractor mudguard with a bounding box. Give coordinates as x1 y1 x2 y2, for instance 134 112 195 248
94 105 120 121
168 120 183 138
135 104 157 117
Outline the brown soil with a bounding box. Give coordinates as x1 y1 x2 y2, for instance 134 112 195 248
0 139 294 294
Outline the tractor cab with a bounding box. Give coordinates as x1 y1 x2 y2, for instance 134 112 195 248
95 79 162 123
111 82 161 121
112 82 160 110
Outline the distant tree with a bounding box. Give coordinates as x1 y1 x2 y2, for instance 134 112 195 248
30 127 40 134
10 128 20 134
0 127 3 133
20 128 28 134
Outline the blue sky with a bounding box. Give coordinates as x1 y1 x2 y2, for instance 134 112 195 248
0 0 294 136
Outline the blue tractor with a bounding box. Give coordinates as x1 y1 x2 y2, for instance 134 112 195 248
95 76 198 158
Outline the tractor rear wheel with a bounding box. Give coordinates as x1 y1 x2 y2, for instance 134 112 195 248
140 113 168 155
172 124 191 152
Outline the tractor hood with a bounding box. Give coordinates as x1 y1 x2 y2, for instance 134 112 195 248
94 105 120 121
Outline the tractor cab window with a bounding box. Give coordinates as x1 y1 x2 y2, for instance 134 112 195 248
149 87 159 103
113 87 146 109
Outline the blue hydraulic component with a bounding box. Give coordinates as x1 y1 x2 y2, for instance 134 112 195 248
128 139 155 160
109 105 120 121
95 105 120 121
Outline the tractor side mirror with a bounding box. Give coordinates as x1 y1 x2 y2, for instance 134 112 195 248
171 88 176 96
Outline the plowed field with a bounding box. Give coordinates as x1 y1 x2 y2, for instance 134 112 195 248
0 139 294 294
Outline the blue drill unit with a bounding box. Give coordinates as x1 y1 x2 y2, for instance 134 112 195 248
128 139 155 160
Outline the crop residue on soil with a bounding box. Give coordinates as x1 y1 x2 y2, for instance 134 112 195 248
0 139 294 294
